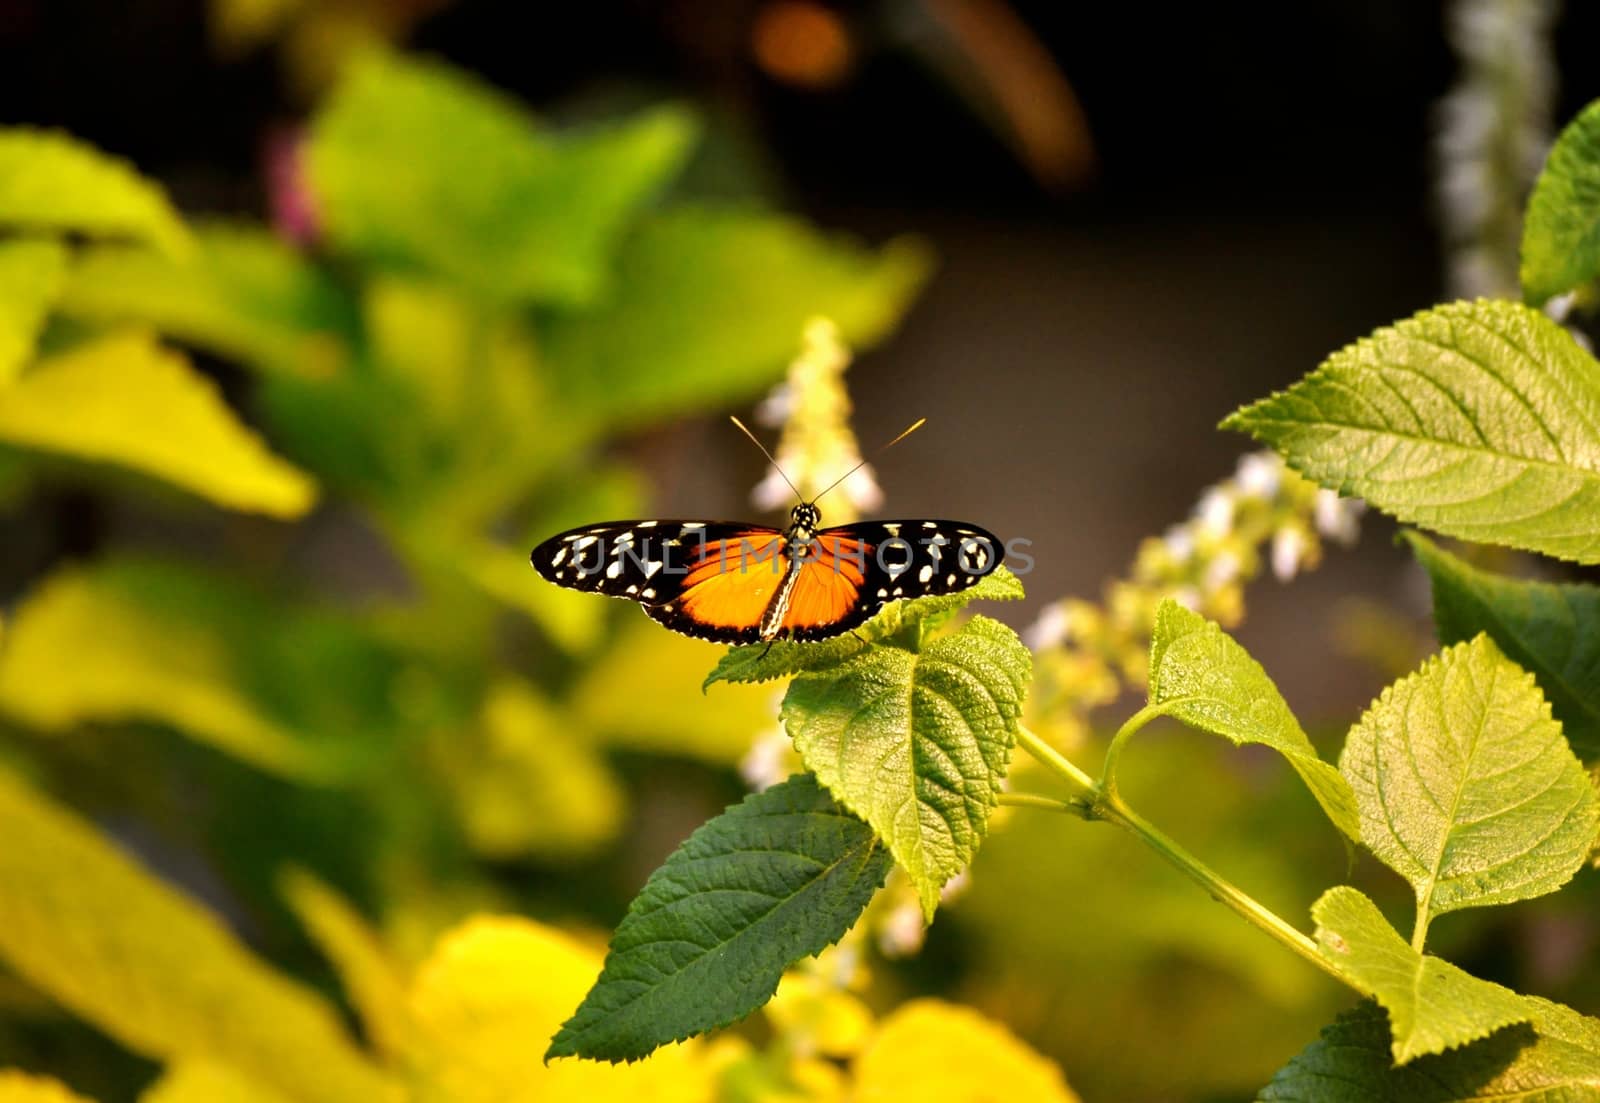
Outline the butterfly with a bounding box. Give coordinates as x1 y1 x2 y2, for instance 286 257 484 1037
529 419 1005 645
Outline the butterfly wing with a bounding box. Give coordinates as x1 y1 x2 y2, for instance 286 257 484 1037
783 520 1004 634
530 521 788 643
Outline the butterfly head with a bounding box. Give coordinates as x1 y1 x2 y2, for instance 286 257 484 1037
790 502 821 536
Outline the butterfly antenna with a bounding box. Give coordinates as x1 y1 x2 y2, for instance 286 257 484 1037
730 416 803 503
812 417 927 504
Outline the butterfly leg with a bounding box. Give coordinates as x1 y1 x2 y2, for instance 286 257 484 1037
759 639 776 660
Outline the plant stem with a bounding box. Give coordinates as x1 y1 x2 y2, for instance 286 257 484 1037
1098 701 1174 805
998 791 1090 815
1013 723 1343 984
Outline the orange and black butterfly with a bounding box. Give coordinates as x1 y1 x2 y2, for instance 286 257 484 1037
529 420 1004 645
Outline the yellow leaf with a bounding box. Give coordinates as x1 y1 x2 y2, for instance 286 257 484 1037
0 771 397 1103
572 619 778 764
0 129 191 257
852 1000 1079 1103
0 567 331 781
280 870 414 1059
407 916 712 1103
0 332 316 518
460 539 604 654
765 972 875 1059
139 1060 293 1103
0 1070 98 1103
0 239 66 384
441 680 625 860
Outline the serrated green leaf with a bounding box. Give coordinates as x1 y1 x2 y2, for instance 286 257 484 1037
0 238 67 384
307 50 696 306
0 129 190 257
0 771 397 1103
1223 300 1600 564
546 773 891 1062
58 224 357 379
1261 999 1600 1102
1406 533 1600 761
0 332 317 517
1339 634 1599 927
1522 98 1600 306
781 615 1030 917
1311 886 1529 1062
705 565 1024 689
543 207 931 427
1147 600 1360 840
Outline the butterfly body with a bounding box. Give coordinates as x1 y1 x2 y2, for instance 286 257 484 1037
530 503 1003 644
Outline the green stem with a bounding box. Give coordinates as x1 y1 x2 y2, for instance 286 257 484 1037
1098 701 1175 805
1012 723 1343 984
998 791 1090 816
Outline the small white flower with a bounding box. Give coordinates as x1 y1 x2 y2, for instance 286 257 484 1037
877 898 926 958
740 729 792 792
755 383 793 427
1203 550 1240 594
1024 603 1071 651
1171 585 1202 611
1234 452 1282 500
1163 525 1195 563
1313 489 1363 545
752 464 799 511
1271 526 1307 582
1196 488 1235 538
841 462 884 513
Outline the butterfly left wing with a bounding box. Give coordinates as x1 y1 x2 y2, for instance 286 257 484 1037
775 520 1005 640
531 521 778 603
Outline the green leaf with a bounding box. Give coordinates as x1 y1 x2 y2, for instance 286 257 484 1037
1406 533 1600 761
0 332 317 517
0 238 67 384
1261 999 1600 1101
0 129 190 256
705 565 1024 689
1339 634 1599 928
0 565 334 781
543 206 931 427
58 224 358 379
0 771 396 1103
307 50 697 306
1222 300 1600 564
1146 600 1360 840
780 615 1030 917
1521 98 1600 305
1311 886 1529 1062
546 773 891 1062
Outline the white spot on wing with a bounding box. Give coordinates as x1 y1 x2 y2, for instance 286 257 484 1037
574 535 598 550
606 560 623 579
918 564 934 584
551 547 567 566
641 588 656 599
947 573 957 586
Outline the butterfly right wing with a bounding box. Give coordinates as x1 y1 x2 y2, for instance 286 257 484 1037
531 521 791 642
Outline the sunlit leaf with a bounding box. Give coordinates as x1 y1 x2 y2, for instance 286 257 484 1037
1521 98 1600 305
548 774 892 1062
1406 533 1600 761
0 1071 98 1103
572 618 779 765
0 566 331 780
706 565 1024 689
1223 300 1600 564
0 771 396 1103
140 1061 292 1103
0 332 316 518
852 999 1079 1103
543 207 931 427
1146 599 1359 839
459 539 605 655
781 615 1030 917
280 870 413 1059
308 50 697 306
0 238 67 384
443 679 625 861
0 129 189 256
1339 634 1599 926
1261 999 1600 1101
1311 887 1529 1062
409 916 711 1101
59 225 356 379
